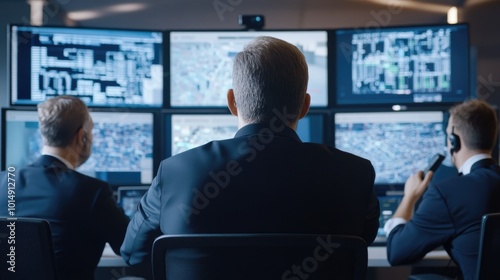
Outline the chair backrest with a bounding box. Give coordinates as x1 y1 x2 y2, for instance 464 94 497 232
152 233 367 280
476 213 500 280
0 217 59 280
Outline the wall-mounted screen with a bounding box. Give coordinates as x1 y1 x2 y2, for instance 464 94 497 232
166 114 238 156
335 24 469 106
163 112 325 157
169 30 328 107
334 111 446 188
297 112 325 144
2 109 155 186
9 25 164 107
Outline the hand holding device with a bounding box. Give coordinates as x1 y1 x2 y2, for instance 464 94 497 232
422 153 445 177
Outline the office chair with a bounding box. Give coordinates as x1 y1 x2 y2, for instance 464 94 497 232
152 233 367 280
410 213 500 280
0 217 59 280
476 213 500 280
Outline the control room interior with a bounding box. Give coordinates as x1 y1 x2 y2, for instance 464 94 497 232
0 0 499 279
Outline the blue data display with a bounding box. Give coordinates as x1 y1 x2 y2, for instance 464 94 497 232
10 25 164 107
335 24 469 105
335 111 446 185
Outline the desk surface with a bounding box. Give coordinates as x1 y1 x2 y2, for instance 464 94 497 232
99 244 452 268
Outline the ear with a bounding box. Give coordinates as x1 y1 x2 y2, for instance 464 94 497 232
227 89 238 116
298 93 311 120
76 127 86 146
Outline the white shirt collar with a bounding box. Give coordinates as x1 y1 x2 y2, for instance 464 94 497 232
42 147 75 170
459 153 491 175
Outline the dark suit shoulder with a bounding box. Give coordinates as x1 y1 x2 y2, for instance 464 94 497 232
20 161 113 198
28 155 111 191
433 167 500 192
301 142 374 167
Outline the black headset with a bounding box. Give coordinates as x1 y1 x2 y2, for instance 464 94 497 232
449 126 461 155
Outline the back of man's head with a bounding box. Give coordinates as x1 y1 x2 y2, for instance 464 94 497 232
38 96 89 147
232 36 309 124
449 99 498 152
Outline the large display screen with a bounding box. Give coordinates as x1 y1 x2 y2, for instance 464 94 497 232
335 24 469 105
2 109 154 185
169 30 328 107
9 25 164 107
164 112 325 157
334 111 446 187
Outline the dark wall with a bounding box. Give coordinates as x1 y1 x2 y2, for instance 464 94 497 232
0 2 30 108
0 1 68 108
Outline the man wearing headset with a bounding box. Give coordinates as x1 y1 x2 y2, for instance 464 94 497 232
384 99 500 280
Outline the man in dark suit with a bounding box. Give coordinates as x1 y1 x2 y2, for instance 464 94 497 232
121 36 380 270
0 96 129 280
385 99 500 280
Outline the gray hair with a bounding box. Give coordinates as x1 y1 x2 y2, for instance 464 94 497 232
37 96 90 147
232 36 309 124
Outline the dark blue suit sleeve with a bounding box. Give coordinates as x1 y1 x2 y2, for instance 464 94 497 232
92 183 130 255
363 165 380 245
386 183 455 265
121 164 163 265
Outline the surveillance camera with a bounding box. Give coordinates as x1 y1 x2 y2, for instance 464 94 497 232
238 15 265 30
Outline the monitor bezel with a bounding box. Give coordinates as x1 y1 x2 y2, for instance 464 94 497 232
332 107 449 193
1 107 161 187
8 24 166 109
165 29 332 109
161 108 235 158
161 108 330 159
332 23 470 108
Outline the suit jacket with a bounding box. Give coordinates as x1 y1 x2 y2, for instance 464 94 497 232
387 158 500 280
0 155 130 280
121 123 380 267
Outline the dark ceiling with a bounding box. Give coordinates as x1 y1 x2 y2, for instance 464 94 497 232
2 0 486 30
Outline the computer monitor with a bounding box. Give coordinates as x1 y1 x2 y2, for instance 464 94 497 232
9 25 164 107
1 108 155 186
374 195 403 244
297 112 325 144
165 113 238 156
335 24 469 106
117 186 149 218
163 112 325 157
334 110 446 191
168 30 328 107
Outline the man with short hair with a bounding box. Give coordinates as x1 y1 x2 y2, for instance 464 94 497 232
385 99 500 280
0 95 129 280
121 36 380 273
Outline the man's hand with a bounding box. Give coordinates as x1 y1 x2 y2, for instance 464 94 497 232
392 171 434 221
403 171 434 202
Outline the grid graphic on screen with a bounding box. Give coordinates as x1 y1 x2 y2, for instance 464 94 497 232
335 111 445 185
10 25 163 107
335 24 469 105
170 31 328 107
351 28 451 96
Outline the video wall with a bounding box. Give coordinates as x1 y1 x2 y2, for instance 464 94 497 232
2 109 156 186
2 23 471 190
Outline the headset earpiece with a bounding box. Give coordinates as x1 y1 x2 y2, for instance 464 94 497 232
449 126 461 155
